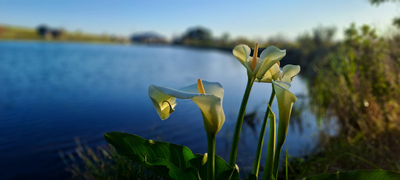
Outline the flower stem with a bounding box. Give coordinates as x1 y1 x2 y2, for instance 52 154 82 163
229 78 255 167
207 133 216 180
262 94 277 180
252 89 275 178
272 142 284 180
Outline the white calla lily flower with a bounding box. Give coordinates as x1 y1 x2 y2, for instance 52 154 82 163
272 80 297 142
148 80 225 134
232 44 286 82
259 64 301 83
271 79 298 178
270 65 300 144
268 65 300 178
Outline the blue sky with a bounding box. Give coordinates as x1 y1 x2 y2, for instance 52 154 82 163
0 0 399 40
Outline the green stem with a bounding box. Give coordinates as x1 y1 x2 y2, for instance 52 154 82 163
229 77 255 167
286 150 289 180
253 89 275 178
207 133 216 180
262 96 277 180
272 142 284 180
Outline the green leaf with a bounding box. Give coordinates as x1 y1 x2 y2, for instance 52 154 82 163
104 132 200 180
305 170 400 180
104 132 239 180
189 154 239 180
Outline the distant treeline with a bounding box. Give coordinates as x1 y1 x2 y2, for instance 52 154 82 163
168 25 335 78
0 24 129 44
172 22 400 138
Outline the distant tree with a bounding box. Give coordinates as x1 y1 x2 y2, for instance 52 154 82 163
37 25 49 37
183 26 212 41
179 26 213 46
266 33 289 46
297 25 336 48
233 37 253 45
394 17 400 29
344 23 378 48
130 32 167 44
370 0 400 5
312 26 336 46
51 29 62 38
369 0 400 28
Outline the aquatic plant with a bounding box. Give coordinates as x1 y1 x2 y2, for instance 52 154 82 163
229 44 286 169
103 44 400 180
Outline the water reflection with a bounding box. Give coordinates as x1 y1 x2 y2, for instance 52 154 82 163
0 42 325 178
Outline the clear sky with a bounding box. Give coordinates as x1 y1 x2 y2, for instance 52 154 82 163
0 0 399 40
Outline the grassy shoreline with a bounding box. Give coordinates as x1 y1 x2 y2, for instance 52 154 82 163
0 24 129 44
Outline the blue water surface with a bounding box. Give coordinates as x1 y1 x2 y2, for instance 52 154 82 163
0 41 326 179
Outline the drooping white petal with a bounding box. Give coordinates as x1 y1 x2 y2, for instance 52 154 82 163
256 46 286 80
148 81 225 134
233 44 252 71
148 85 177 120
281 65 301 83
233 44 255 78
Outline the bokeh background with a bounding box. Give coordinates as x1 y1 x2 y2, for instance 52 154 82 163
1 1 400 179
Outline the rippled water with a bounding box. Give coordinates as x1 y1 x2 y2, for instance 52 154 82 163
0 42 325 179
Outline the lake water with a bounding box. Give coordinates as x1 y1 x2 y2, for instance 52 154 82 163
0 42 329 179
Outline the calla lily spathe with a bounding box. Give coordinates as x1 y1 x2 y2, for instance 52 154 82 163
271 80 297 178
272 65 300 146
148 80 225 135
270 65 300 178
232 44 286 82
272 80 297 146
259 64 301 83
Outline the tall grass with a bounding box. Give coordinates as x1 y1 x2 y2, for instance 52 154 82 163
60 138 160 180
268 24 400 179
309 24 400 136
281 130 400 179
